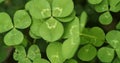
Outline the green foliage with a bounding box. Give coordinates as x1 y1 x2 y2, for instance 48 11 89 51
0 0 120 63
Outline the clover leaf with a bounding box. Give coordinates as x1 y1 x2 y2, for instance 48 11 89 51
14 10 31 29
39 17 64 42
116 21 120 29
62 37 80 59
13 46 26 61
40 59 50 63
4 28 24 46
30 18 43 38
46 42 64 63
80 27 105 47
25 0 51 19
64 59 78 63
0 0 3 3
97 47 114 62
106 30 120 49
0 12 13 33
115 48 120 59
56 11 75 22
88 0 103 4
63 17 79 38
113 57 120 63
52 0 73 17
99 11 113 25
77 44 97 61
109 0 120 12
94 0 108 12
27 44 41 61
79 11 87 33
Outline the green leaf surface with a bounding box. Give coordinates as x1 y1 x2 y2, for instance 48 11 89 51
109 0 120 12
79 11 87 33
99 12 113 25
39 58 50 63
97 47 114 62
46 42 64 63
18 58 32 63
116 21 120 29
88 0 102 4
113 57 120 63
13 46 26 61
115 48 120 59
80 27 105 47
39 17 64 42
64 59 78 63
4 28 24 46
52 0 73 17
25 0 51 19
56 11 75 22
30 18 43 38
106 30 120 49
27 44 41 61
77 44 97 61
0 12 13 33
95 0 108 12
62 37 80 59
63 17 79 38
14 10 31 29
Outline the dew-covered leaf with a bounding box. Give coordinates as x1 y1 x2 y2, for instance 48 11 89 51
39 17 64 42
94 0 108 12
77 44 97 61
0 12 13 33
4 28 24 46
106 30 120 49
52 0 74 17
27 44 41 61
97 47 114 63
13 46 26 61
46 42 64 63
99 11 113 25
88 0 102 4
25 0 51 19
14 10 31 29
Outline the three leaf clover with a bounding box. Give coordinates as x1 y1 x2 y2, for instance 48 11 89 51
0 10 31 46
